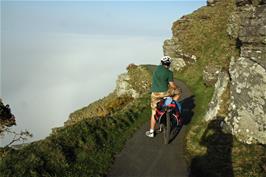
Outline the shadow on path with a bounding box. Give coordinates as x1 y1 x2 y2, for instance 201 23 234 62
180 95 195 125
190 118 234 177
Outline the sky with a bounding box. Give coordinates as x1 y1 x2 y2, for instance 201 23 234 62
0 0 205 146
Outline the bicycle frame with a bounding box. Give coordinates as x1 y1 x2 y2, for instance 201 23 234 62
155 105 180 126
154 101 182 144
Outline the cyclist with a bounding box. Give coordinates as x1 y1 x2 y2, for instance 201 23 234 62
145 56 181 138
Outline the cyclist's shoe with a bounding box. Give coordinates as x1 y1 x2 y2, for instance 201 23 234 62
145 131 154 138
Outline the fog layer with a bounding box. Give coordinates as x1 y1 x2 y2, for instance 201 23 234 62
1 33 163 145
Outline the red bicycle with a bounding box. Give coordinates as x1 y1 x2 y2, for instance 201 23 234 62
155 99 182 144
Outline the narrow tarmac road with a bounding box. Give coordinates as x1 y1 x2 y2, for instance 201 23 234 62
107 80 194 177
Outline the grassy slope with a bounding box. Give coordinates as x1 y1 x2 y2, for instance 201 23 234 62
0 65 153 177
170 0 266 176
0 94 151 177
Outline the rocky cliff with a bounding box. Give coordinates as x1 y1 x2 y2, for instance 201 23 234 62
205 0 266 144
226 0 266 144
164 0 265 144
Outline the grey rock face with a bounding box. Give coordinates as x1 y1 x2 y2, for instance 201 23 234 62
207 0 219 6
227 12 241 39
226 57 266 144
236 0 264 6
163 39 186 71
240 45 266 68
170 58 187 72
163 38 197 72
163 39 180 58
238 4 266 68
115 65 151 98
223 1 266 144
115 73 140 98
205 71 230 121
238 5 266 45
236 0 252 6
203 64 222 86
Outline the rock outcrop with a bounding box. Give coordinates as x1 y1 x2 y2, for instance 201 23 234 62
115 65 151 98
205 71 230 121
202 0 266 144
64 65 152 126
163 25 197 72
203 64 222 86
227 56 266 144
225 0 266 144
207 0 219 6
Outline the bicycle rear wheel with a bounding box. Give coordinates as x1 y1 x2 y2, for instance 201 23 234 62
163 111 171 144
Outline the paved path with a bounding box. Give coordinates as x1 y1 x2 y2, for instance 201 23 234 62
107 80 194 177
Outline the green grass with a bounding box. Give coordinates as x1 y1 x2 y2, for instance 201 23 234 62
173 0 239 69
0 94 151 177
66 93 134 126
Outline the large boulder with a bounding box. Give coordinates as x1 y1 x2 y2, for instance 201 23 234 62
207 0 219 6
238 4 266 68
163 38 197 72
226 57 266 144
202 64 222 86
205 71 230 121
115 73 140 98
222 1 266 144
236 0 264 6
163 39 187 72
115 65 151 98
227 11 241 39
236 0 252 6
170 58 187 72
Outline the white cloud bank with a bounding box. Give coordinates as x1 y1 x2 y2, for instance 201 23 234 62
1 33 164 146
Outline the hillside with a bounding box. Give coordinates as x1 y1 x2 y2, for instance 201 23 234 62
0 0 265 177
0 65 155 177
163 0 266 176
